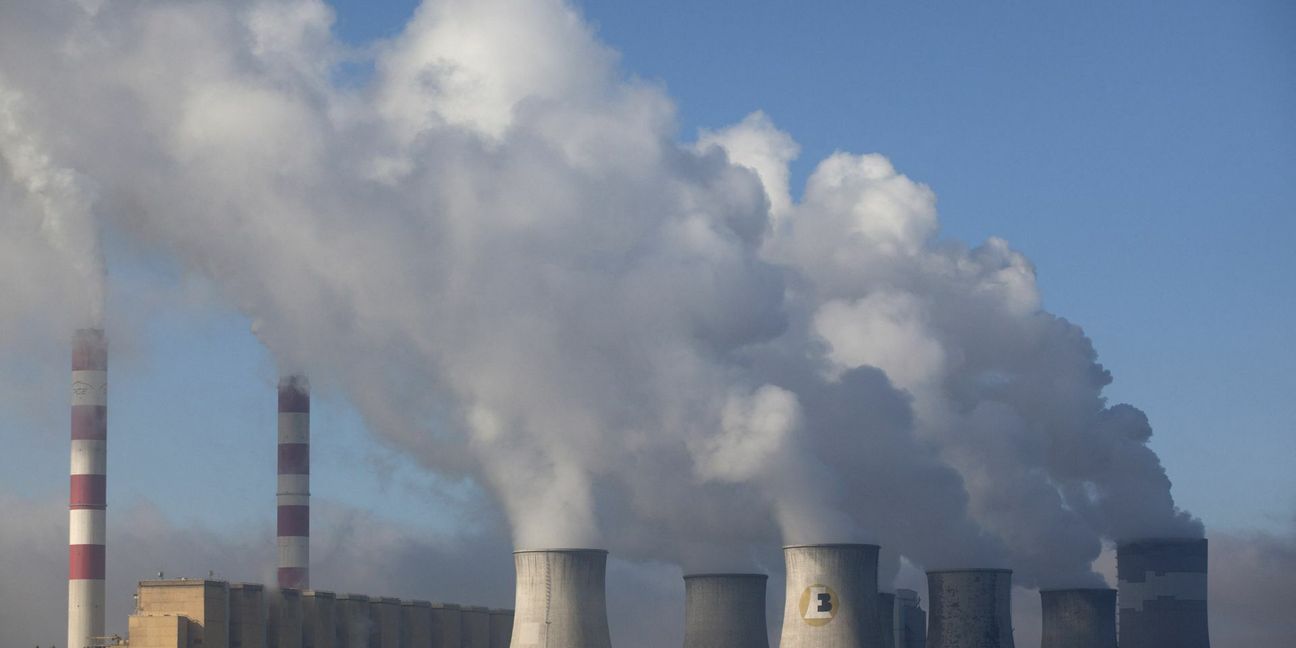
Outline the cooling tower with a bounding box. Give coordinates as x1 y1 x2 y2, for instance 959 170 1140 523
682 573 770 648
1039 589 1116 648
278 374 311 590
877 592 896 648
463 605 492 648
489 609 515 648
429 602 463 648
779 543 882 648
895 589 926 648
69 328 107 648
1116 538 1210 648
509 549 612 648
926 569 1014 648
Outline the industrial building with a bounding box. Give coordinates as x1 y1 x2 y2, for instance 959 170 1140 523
125 578 509 648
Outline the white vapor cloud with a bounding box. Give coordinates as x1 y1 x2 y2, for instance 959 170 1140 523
0 0 1223 642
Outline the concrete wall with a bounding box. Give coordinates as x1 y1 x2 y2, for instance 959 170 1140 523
137 580 229 648
877 592 895 648
461 606 491 648
429 603 463 648
336 594 372 648
269 588 303 648
371 597 402 648
402 600 433 648
1117 538 1210 648
128 614 189 648
682 574 769 648
926 569 1013 648
779 544 881 648
302 590 336 648
488 609 513 648
230 583 267 648
1039 589 1116 648
896 589 926 648
509 549 611 648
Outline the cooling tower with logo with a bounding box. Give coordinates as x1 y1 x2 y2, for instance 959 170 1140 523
682 573 770 648
509 549 612 648
780 544 882 648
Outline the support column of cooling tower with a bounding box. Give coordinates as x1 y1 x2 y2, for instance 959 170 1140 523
779 544 882 648
1039 589 1116 648
926 569 1014 648
69 328 107 648
509 549 612 648
682 573 769 648
1116 538 1210 648
278 375 310 590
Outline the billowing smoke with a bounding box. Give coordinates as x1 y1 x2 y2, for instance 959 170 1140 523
0 0 1200 598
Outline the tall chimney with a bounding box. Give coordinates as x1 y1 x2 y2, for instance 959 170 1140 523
1116 538 1210 648
779 543 882 648
509 549 612 648
69 328 107 648
277 374 310 589
1039 589 1116 648
926 569 1014 648
682 573 770 648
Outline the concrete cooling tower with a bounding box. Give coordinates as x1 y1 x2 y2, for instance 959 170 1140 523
926 569 1014 648
780 544 882 648
509 549 612 648
1039 589 1116 648
682 573 770 648
69 328 107 648
1117 538 1210 648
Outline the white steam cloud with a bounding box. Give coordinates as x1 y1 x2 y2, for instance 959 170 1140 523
0 0 1200 604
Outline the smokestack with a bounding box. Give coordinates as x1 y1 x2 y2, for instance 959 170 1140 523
69 328 107 648
278 374 310 589
509 549 612 648
926 569 1014 648
1116 538 1210 648
779 544 882 648
682 573 770 648
1039 589 1116 648
877 591 896 648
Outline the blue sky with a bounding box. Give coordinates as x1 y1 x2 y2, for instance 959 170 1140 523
4 0 1293 541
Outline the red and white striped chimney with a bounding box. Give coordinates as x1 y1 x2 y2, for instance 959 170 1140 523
277 374 310 589
69 328 107 648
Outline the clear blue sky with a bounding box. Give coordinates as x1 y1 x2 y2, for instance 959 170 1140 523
4 0 1292 540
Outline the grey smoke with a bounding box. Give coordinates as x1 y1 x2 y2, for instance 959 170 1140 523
0 0 1203 621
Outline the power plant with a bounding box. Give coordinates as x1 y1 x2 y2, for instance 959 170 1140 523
681 573 770 648
69 328 108 648
1117 538 1211 648
508 549 612 648
1039 588 1116 648
779 543 882 648
54 329 1216 648
926 569 1014 648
